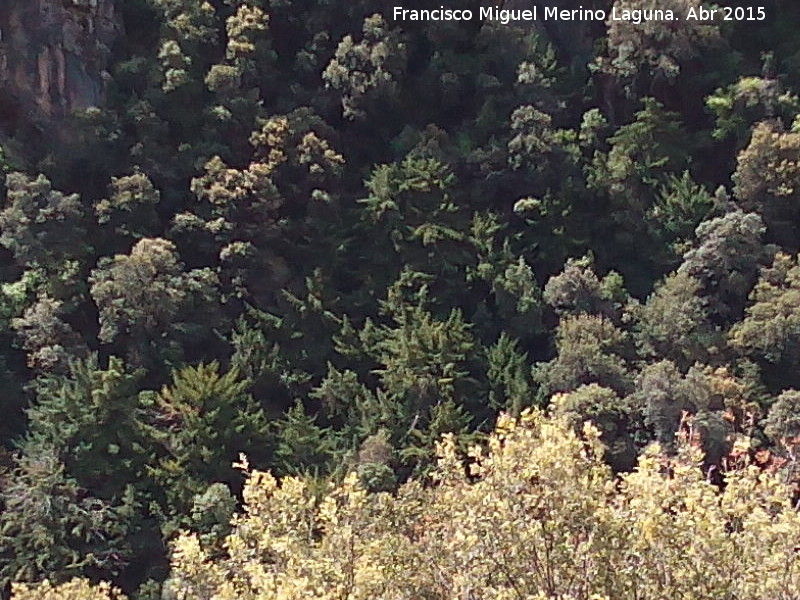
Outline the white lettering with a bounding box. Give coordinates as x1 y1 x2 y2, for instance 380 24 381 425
479 6 536 23
611 7 674 23
544 6 605 20
393 6 473 21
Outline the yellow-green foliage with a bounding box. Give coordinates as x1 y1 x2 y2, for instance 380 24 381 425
161 411 800 600
11 578 126 600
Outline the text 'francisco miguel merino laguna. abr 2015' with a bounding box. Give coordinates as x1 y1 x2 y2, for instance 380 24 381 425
392 4 766 24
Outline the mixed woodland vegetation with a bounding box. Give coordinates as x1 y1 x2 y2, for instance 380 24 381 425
2 0 800 597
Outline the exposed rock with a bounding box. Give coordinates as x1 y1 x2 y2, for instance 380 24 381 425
0 0 120 134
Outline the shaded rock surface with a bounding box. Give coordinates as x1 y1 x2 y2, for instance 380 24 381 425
0 0 120 134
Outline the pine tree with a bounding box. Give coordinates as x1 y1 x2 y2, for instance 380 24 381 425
272 400 336 477
313 269 478 475
0 449 133 591
142 362 272 516
24 356 149 501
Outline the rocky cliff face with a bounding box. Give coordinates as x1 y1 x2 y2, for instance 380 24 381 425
0 0 120 134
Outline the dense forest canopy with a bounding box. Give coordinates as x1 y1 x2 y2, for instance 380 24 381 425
2 0 800 598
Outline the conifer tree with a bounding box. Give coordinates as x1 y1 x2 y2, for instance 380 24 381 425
272 400 336 476
0 450 132 591
142 362 271 516
485 332 534 416
313 269 478 475
24 356 149 501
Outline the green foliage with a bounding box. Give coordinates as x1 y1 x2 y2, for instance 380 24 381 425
95 169 161 240
162 411 800 600
0 146 9 175
0 450 133 591
586 98 692 279
323 13 405 119
650 171 715 252
635 360 743 466
189 155 281 241
490 256 545 333
354 428 397 492
730 253 800 391
468 212 546 342
0 355 25 446
589 99 688 225
314 271 479 474
364 272 475 406
679 209 771 323
543 255 626 317
186 483 236 554
359 157 466 285
507 105 557 170
632 271 720 367
551 383 637 470
635 359 688 450
765 390 800 456
0 173 87 271
733 120 800 248
535 314 633 397
485 332 533 416
143 362 271 516
273 400 335 476
5 0 800 595
90 238 220 368
11 293 87 374
0 271 37 332
598 0 721 79
311 362 383 437
151 0 218 44
707 59 800 143
25 356 148 500
229 309 313 406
